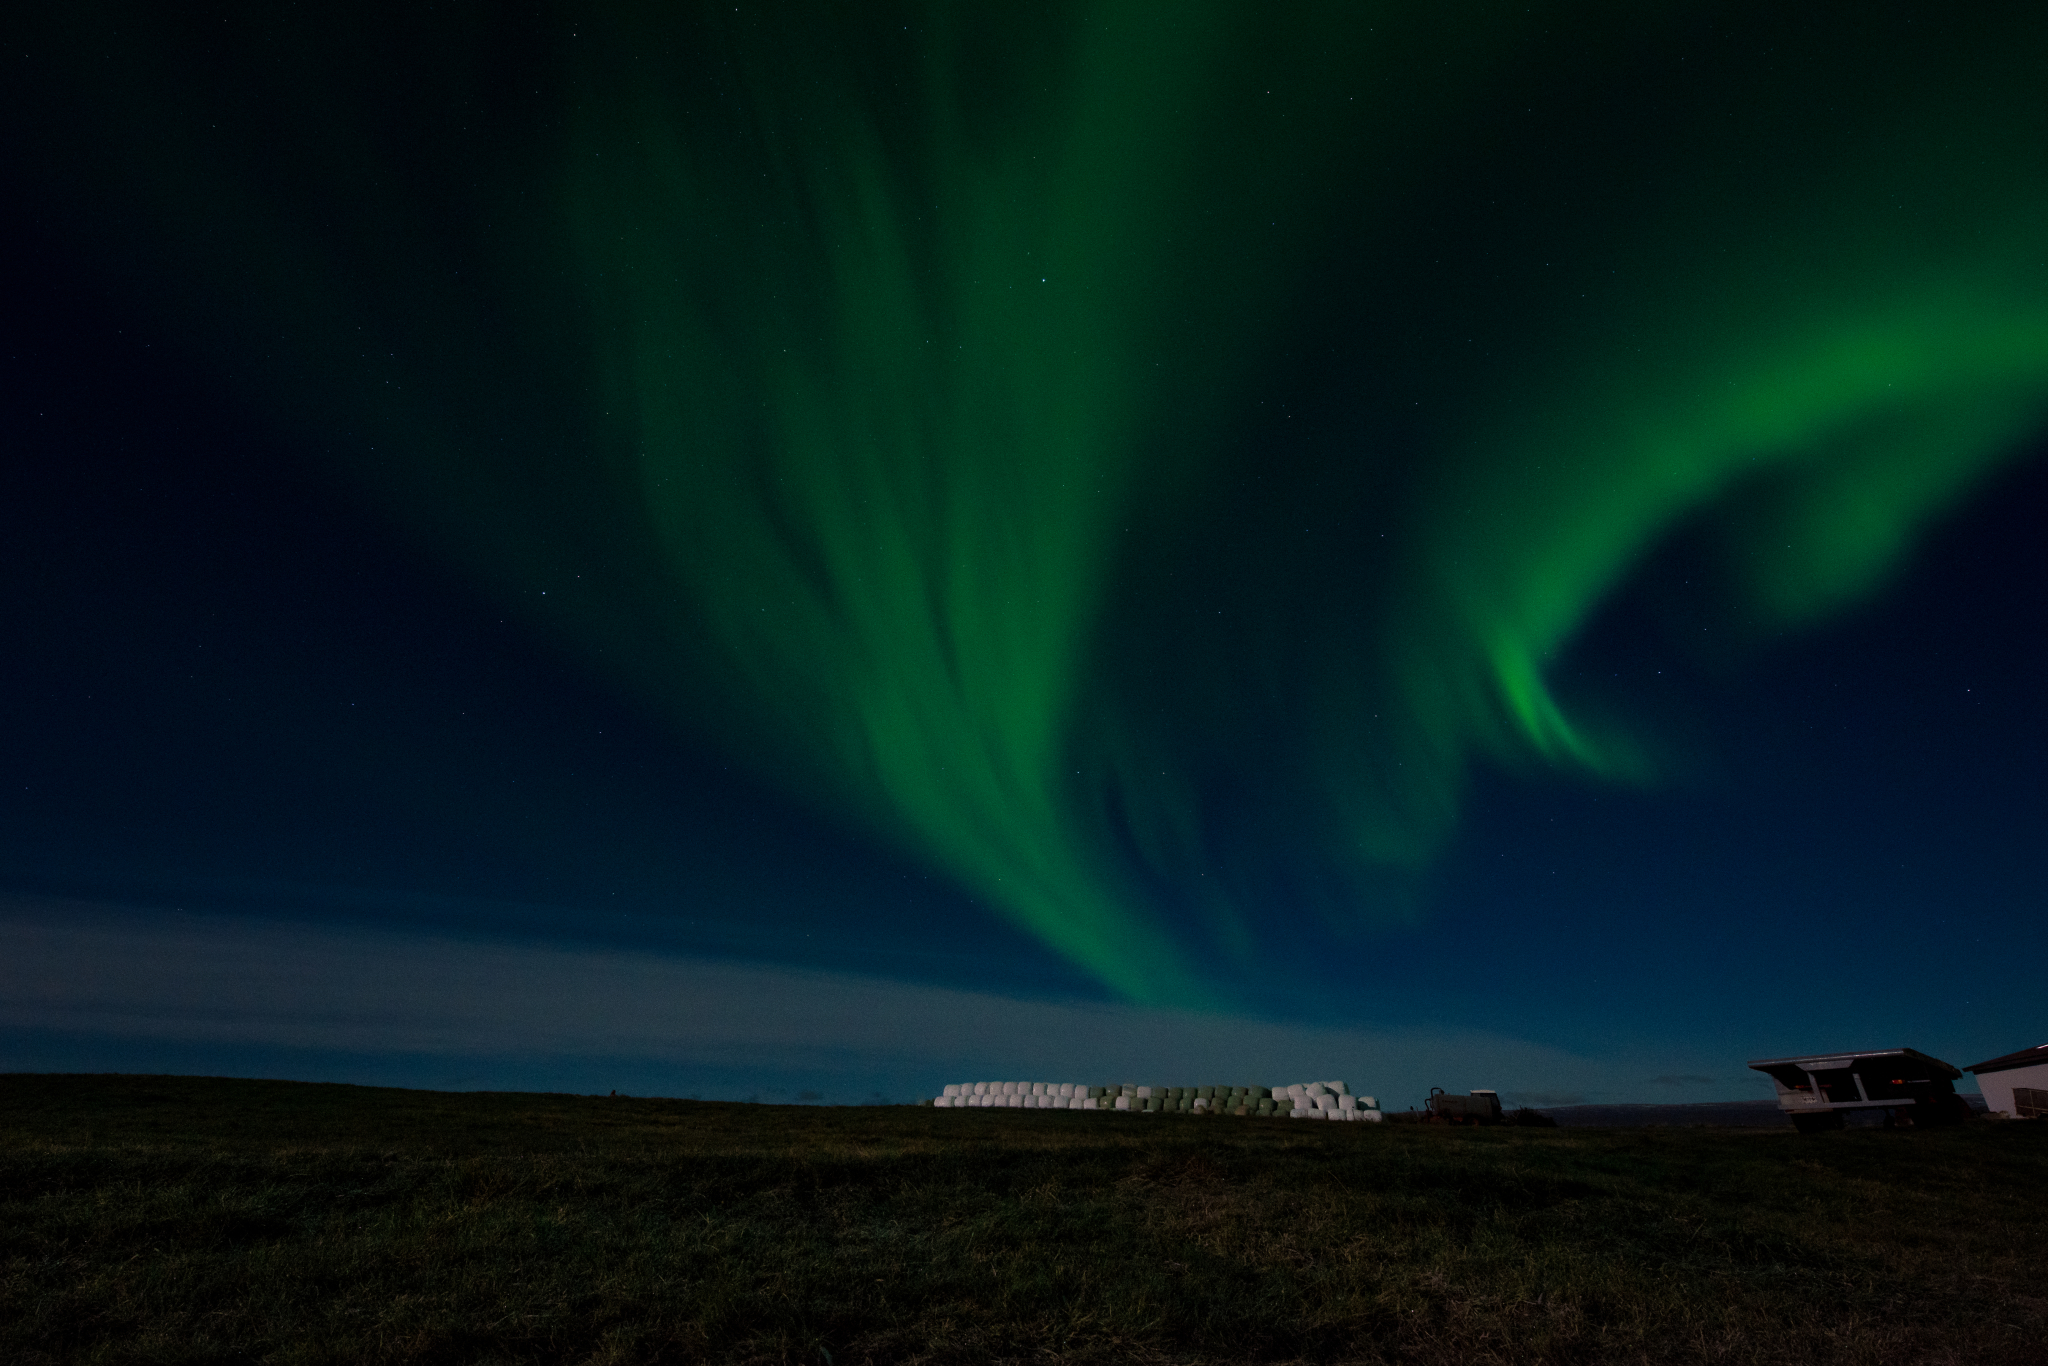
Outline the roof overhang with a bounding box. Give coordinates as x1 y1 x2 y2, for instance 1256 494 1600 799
1747 1047 1960 1079
1964 1044 2048 1076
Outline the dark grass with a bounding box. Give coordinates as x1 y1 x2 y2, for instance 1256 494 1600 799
3 1076 2043 1364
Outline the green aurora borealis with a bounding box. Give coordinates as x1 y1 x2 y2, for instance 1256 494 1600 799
16 3 2048 1003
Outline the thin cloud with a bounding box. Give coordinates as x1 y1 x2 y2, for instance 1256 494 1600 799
1 896 1684 1105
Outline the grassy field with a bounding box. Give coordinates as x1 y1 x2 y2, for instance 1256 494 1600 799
2 1075 2042 1365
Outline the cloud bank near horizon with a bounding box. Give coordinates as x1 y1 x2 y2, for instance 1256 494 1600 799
2 897 1761 1107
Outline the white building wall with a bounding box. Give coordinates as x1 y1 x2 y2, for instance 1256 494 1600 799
1975 1060 2048 1118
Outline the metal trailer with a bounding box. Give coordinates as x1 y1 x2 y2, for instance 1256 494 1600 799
1425 1088 1504 1125
1747 1048 1974 1133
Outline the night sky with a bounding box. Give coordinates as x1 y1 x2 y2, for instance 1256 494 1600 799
4 2 2044 1107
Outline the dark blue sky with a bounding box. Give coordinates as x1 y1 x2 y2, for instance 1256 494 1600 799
3 2 2043 1106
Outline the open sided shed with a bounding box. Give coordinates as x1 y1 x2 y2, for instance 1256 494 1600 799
1964 1043 2048 1119
1748 1047 1971 1133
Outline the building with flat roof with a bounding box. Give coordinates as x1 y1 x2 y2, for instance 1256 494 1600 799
1963 1043 2048 1120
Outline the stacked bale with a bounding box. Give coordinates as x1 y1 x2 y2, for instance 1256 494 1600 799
931 1080 1116 1110
929 1077 1384 1119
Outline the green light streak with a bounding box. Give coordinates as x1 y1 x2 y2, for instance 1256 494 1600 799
23 2 2048 1001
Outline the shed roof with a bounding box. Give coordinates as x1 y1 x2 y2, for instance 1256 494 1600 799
1746 1047 1959 1078
1963 1043 2048 1076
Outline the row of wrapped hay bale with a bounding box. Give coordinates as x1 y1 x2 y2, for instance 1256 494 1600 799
933 1081 1103 1110
1277 1080 1384 1121
930 1080 1383 1120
